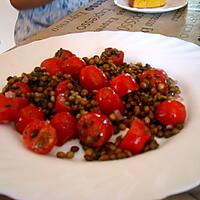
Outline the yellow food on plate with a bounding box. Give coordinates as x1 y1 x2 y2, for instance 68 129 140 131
129 0 166 8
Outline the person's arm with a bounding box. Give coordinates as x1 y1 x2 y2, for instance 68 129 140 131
10 0 53 10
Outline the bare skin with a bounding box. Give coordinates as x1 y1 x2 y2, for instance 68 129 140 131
10 0 53 10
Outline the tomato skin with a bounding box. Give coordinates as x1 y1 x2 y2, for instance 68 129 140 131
23 120 57 154
55 80 70 96
110 73 139 97
77 112 114 148
54 94 72 113
50 112 77 146
15 105 44 134
41 57 64 76
79 65 108 91
120 118 151 154
62 56 86 79
140 69 168 90
155 100 186 126
95 87 124 115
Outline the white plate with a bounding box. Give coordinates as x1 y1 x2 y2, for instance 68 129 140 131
0 31 200 200
114 0 188 13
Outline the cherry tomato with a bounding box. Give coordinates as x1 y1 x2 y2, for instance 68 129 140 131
77 112 114 148
23 120 57 154
55 48 75 61
0 95 18 123
111 50 124 65
110 73 139 97
79 65 108 91
41 57 64 76
120 118 151 154
62 56 86 79
155 100 186 126
54 94 72 113
11 81 30 96
0 94 29 123
104 48 125 65
50 112 77 146
95 87 124 115
55 80 70 96
15 105 44 134
140 69 168 90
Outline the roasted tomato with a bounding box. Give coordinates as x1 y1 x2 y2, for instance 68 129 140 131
50 112 77 146
79 65 108 91
55 48 75 61
15 105 44 134
10 81 30 96
77 112 114 148
54 94 72 113
155 100 186 126
40 57 64 76
62 56 86 79
120 118 151 154
109 73 139 97
55 80 70 96
95 87 124 115
23 120 57 154
140 69 168 91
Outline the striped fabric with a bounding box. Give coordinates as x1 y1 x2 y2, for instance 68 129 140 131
14 0 92 44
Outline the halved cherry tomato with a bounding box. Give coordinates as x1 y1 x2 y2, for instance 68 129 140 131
55 80 70 96
50 112 77 146
111 50 124 65
0 95 18 123
110 73 139 97
41 57 64 76
10 81 30 96
0 95 29 123
54 94 72 113
79 65 108 91
23 120 57 154
104 48 124 65
77 112 114 148
55 48 75 61
140 69 168 90
15 105 44 134
62 56 86 79
120 118 151 154
155 100 186 126
95 87 124 115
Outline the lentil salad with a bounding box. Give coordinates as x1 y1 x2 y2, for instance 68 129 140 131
0 47 186 161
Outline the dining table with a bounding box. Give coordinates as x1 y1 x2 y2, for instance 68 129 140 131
0 0 200 200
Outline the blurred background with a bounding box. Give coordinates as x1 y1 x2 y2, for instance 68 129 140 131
0 0 18 54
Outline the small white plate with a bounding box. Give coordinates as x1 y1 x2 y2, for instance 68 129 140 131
114 0 188 13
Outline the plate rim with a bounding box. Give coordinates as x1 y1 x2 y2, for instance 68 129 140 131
114 0 188 13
